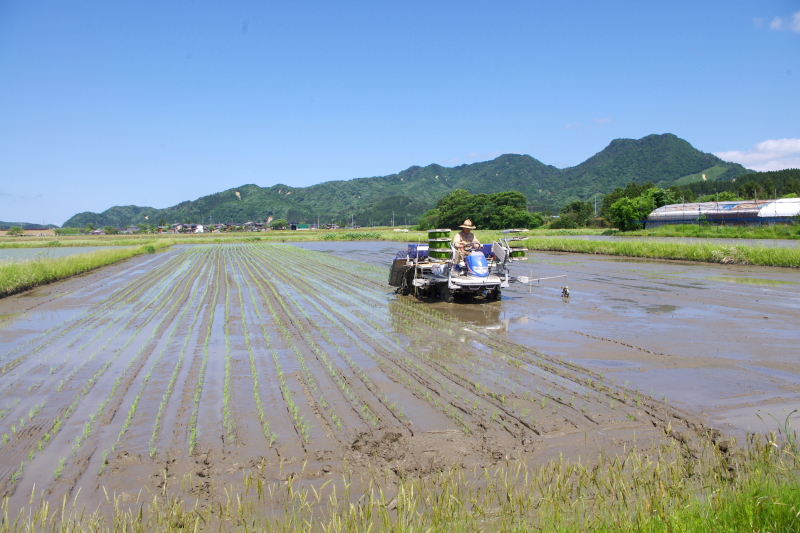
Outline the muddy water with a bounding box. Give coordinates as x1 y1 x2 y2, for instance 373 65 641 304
0 241 791 517
298 241 800 436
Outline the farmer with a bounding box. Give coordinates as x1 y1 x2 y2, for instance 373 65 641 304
453 219 481 264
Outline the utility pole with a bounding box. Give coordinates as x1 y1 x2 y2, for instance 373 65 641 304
392 211 395 228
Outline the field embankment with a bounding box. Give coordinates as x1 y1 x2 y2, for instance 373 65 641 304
0 240 173 297
526 237 800 268
624 223 800 240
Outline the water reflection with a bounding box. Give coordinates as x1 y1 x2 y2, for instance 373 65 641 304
389 297 530 334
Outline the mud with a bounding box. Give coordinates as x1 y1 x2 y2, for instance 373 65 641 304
0 242 795 515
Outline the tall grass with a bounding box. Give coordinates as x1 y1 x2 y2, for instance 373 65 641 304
527 237 800 268
625 223 800 240
1 431 798 532
0 240 173 297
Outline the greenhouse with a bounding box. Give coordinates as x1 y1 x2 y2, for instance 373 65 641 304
646 198 800 228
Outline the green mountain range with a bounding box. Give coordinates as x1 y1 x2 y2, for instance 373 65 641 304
62 133 750 228
0 222 60 230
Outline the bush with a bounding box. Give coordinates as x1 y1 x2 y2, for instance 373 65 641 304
549 215 580 229
5 226 24 236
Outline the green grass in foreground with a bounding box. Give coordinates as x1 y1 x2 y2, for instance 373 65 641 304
0 240 173 297
624 224 800 240
1 432 798 532
528 237 800 268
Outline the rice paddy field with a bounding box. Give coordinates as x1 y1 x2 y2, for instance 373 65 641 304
0 242 798 531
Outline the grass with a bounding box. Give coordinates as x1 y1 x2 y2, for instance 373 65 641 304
0 239 173 297
526 237 800 268
1 431 799 531
623 223 800 240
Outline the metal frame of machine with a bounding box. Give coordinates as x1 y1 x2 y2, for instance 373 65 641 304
388 229 531 302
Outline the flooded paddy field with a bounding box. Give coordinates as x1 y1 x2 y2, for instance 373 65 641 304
0 246 135 261
0 242 796 516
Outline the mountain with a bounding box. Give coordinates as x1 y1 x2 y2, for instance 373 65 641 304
0 221 60 230
62 134 750 227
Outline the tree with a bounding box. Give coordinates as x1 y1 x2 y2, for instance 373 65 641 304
559 200 594 227
418 189 544 230
6 226 24 236
609 187 680 231
85 223 95 232
270 218 288 230
158 218 166 227
104 226 119 235
698 191 738 202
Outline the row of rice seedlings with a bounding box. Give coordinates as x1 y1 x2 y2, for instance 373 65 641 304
0 251 200 467
228 251 277 446
329 287 546 433
44 251 206 480
221 249 236 444
188 252 222 454
148 252 213 458
249 246 473 432
232 249 319 442
251 251 416 428
96 252 209 473
238 246 352 440
0 401 44 450
289 248 568 433
281 271 481 430
41 254 194 375
0 252 189 431
243 248 383 430
0 249 186 372
112 270 205 450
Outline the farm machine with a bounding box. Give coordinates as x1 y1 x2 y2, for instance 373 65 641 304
389 228 539 302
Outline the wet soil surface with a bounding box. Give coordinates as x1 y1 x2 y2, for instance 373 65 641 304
0 242 795 514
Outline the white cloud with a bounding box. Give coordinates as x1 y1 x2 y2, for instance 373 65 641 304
595 118 612 126
565 123 581 130
714 139 800 171
468 152 479 158
768 12 800 32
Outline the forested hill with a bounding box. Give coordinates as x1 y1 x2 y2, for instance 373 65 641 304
63 134 751 227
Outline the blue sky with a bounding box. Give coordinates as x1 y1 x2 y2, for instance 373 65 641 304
1 1 798 226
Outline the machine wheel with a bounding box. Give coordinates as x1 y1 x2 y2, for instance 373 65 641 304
489 288 501 301
441 286 454 303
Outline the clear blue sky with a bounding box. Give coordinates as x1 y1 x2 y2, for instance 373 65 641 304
1 1 798 226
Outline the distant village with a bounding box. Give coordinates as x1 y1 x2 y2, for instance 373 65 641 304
85 221 345 235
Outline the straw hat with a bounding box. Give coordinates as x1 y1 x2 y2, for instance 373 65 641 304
459 219 476 229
